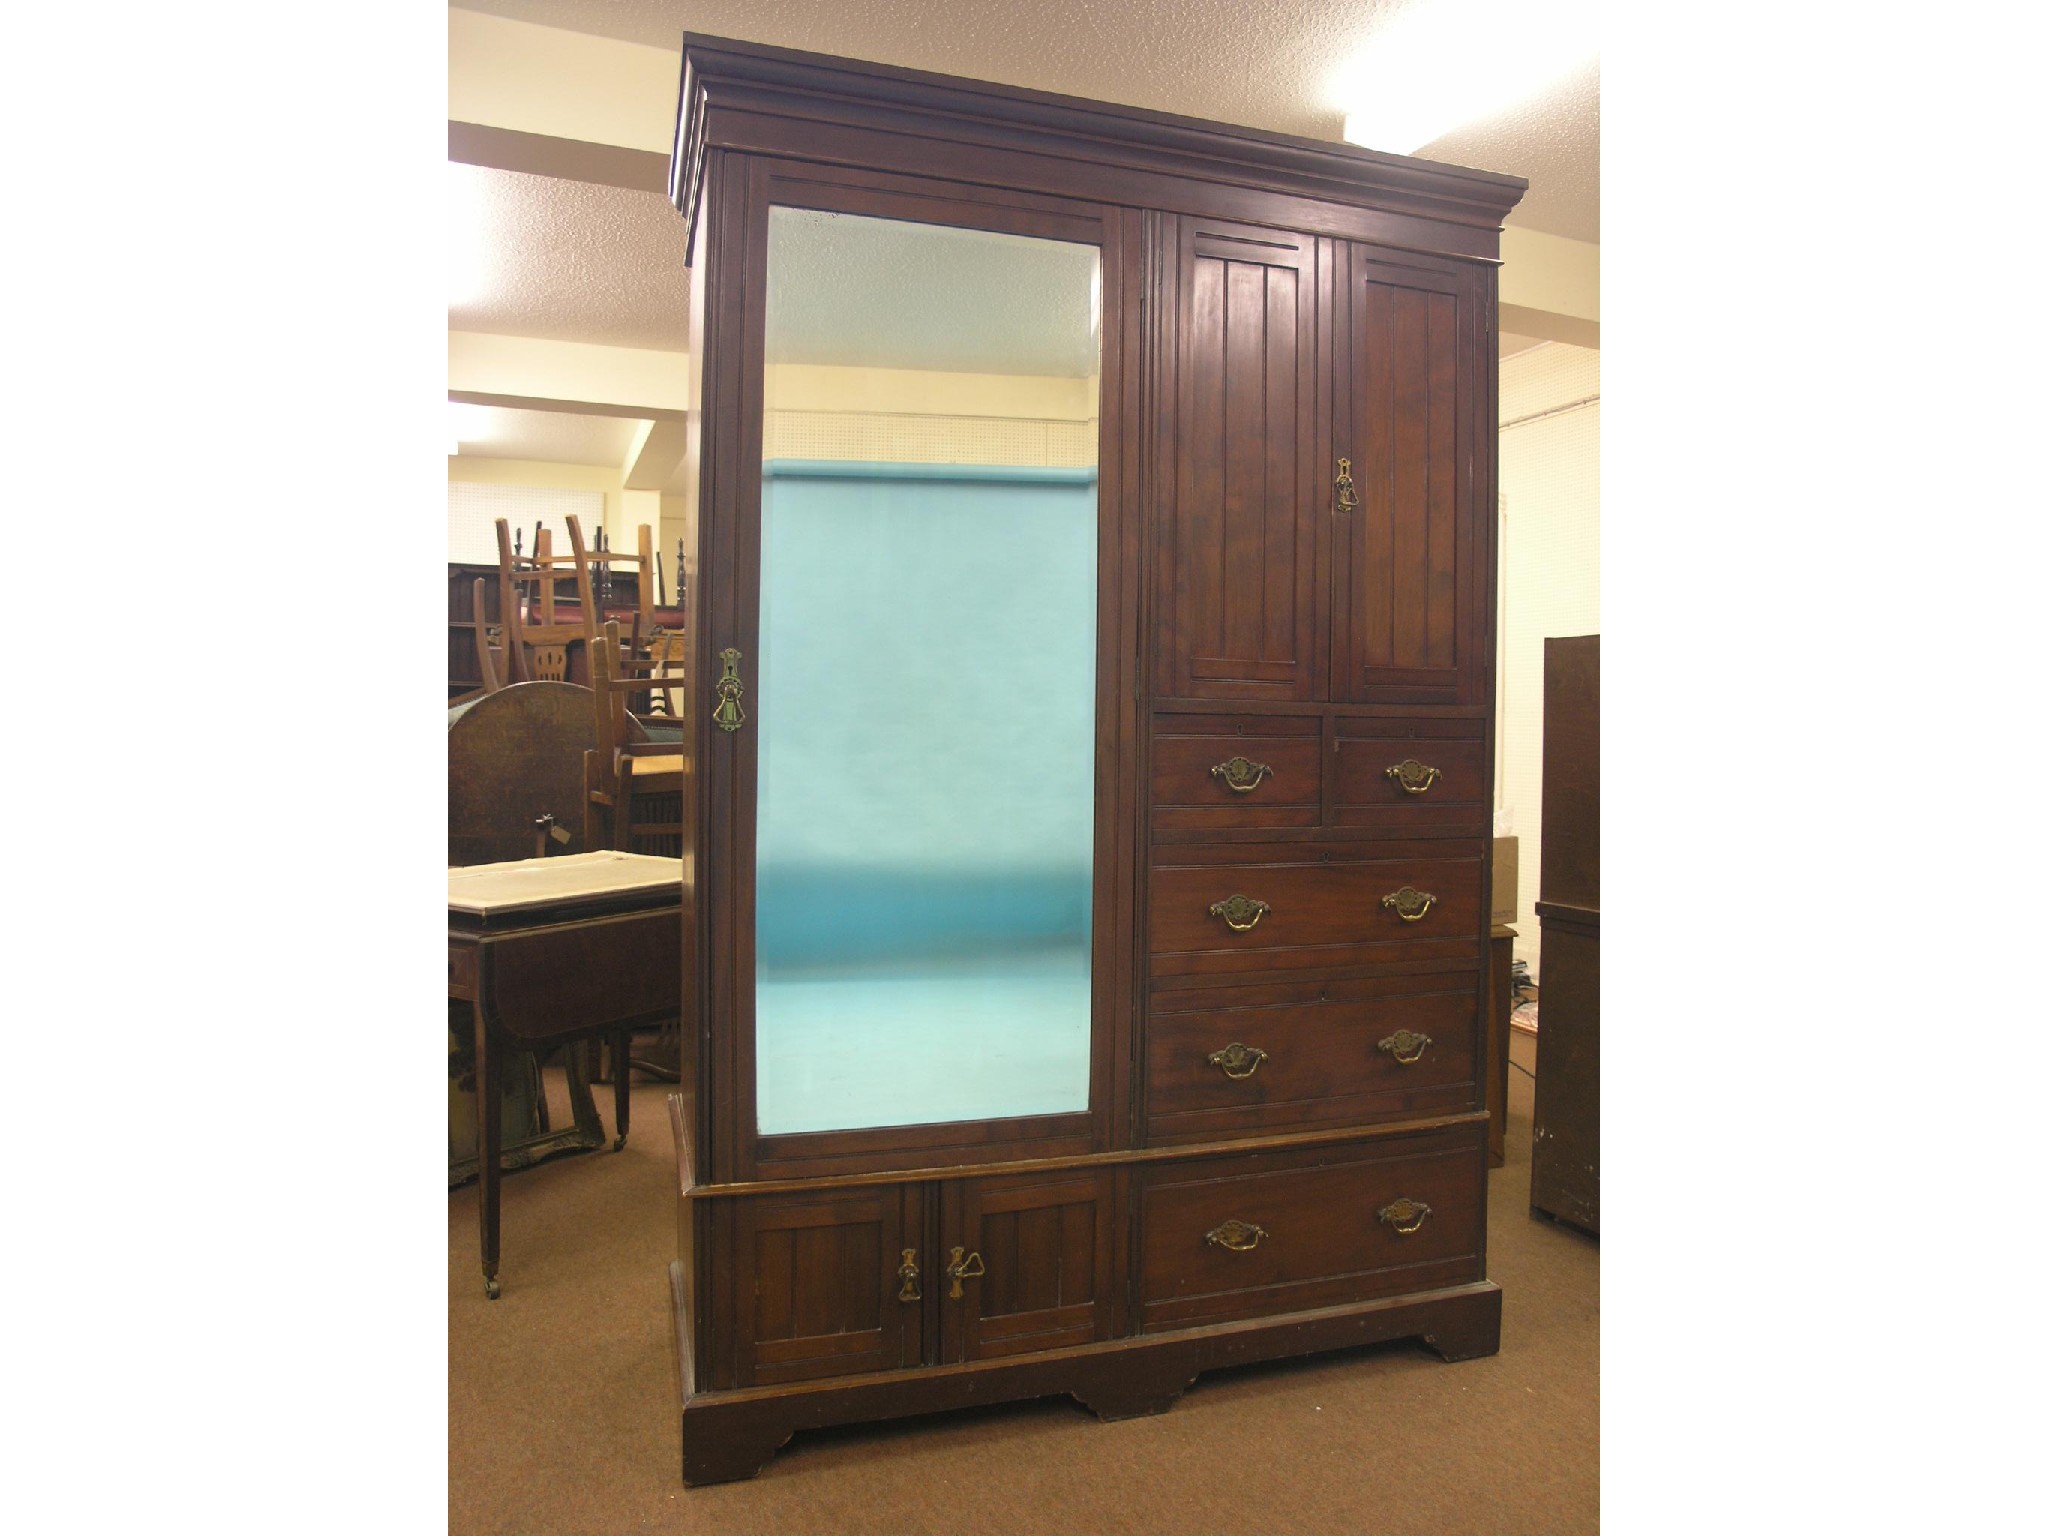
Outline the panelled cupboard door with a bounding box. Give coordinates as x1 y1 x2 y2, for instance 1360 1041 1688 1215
941 1170 1114 1363
733 1187 923 1387
1156 217 1322 703
1331 248 1480 706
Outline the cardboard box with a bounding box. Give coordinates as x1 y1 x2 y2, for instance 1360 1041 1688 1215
1491 836 1519 926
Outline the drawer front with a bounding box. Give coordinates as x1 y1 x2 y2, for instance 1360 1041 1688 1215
1152 714 1322 832
1144 972 1479 1142
1135 1127 1484 1331
1149 840 1485 979
1331 723 1489 837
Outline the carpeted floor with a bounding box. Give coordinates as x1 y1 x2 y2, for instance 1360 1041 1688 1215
449 1028 1596 1533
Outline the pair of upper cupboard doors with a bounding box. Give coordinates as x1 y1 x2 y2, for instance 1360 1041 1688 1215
726 160 1494 713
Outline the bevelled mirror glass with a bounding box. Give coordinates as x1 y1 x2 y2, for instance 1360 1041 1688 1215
752 207 1102 1136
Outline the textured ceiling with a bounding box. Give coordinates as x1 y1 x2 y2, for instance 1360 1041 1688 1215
452 0 1598 241
767 210 1098 376
449 162 692 349
451 402 645 464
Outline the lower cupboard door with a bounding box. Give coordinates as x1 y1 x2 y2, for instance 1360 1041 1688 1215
943 1170 1115 1362
1134 1126 1485 1332
734 1186 924 1386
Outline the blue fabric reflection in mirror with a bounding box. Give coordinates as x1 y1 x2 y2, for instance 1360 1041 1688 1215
755 461 1097 1135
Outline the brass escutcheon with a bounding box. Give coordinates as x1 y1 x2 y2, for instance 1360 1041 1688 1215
1377 1029 1433 1065
1207 1042 1269 1080
1378 1197 1432 1236
945 1246 985 1300
897 1248 921 1303
712 647 746 732
1334 456 1361 514
1385 758 1441 795
1209 894 1272 932
1380 886 1436 922
1205 1219 1268 1252
1210 755 1275 794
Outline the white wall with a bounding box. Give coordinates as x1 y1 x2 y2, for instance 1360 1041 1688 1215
1496 341 1600 980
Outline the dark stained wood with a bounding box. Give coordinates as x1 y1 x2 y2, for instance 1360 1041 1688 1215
1143 970 1480 1143
1331 250 1479 706
447 681 599 867
663 33 1523 1479
1150 713 1323 832
1156 218 1320 703
1530 635 1598 1233
1133 1125 1486 1331
944 1170 1114 1363
674 1256 1498 1485
1148 838 1488 978
1486 925 1515 1168
731 1186 923 1386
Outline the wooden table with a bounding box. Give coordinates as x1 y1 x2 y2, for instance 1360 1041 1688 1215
449 852 685 1298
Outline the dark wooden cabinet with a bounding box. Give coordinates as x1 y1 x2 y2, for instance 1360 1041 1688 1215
663 34 1523 1485
1156 218 1324 704
1530 635 1599 1233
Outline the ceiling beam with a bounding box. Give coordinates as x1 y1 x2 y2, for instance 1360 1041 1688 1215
1499 227 1599 348
450 8 678 153
449 331 689 416
449 122 668 195
623 418 692 491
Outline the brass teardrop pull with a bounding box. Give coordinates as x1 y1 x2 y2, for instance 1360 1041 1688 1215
944 1246 985 1300
897 1248 921 1302
1334 456 1361 514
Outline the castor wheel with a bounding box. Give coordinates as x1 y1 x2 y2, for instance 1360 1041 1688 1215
613 1135 627 1152
485 1276 501 1300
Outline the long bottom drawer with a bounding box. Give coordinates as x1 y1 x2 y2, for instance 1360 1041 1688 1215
1134 1124 1485 1331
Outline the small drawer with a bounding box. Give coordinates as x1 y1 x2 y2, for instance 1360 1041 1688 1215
1148 840 1485 980
1135 1127 1484 1331
1152 714 1321 832
1331 722 1489 836
1144 972 1479 1143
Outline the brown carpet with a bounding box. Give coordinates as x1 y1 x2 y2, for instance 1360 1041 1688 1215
450 1030 1596 1533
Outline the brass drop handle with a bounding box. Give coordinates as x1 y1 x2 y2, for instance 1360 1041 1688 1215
712 646 747 732
1385 758 1441 795
897 1248 921 1303
1333 456 1361 514
945 1246 985 1300
1377 1029 1433 1065
1209 894 1271 932
1210 755 1275 794
1378 1198 1432 1236
1205 1219 1268 1252
1207 1042 1269 1079
1380 886 1436 922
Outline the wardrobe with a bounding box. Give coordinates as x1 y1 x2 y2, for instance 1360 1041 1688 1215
664 34 1526 1484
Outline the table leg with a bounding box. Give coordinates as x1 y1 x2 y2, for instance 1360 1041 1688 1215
474 998 502 1299
612 1028 631 1152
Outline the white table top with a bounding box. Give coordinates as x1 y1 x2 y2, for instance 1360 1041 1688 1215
448 851 685 917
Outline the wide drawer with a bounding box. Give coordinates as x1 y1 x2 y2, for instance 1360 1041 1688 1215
1331 720 1488 837
1134 1126 1485 1331
1148 839 1485 979
1144 971 1479 1143
1151 714 1322 832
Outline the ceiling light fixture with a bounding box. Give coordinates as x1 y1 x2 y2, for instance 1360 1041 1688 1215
1333 0 1597 156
